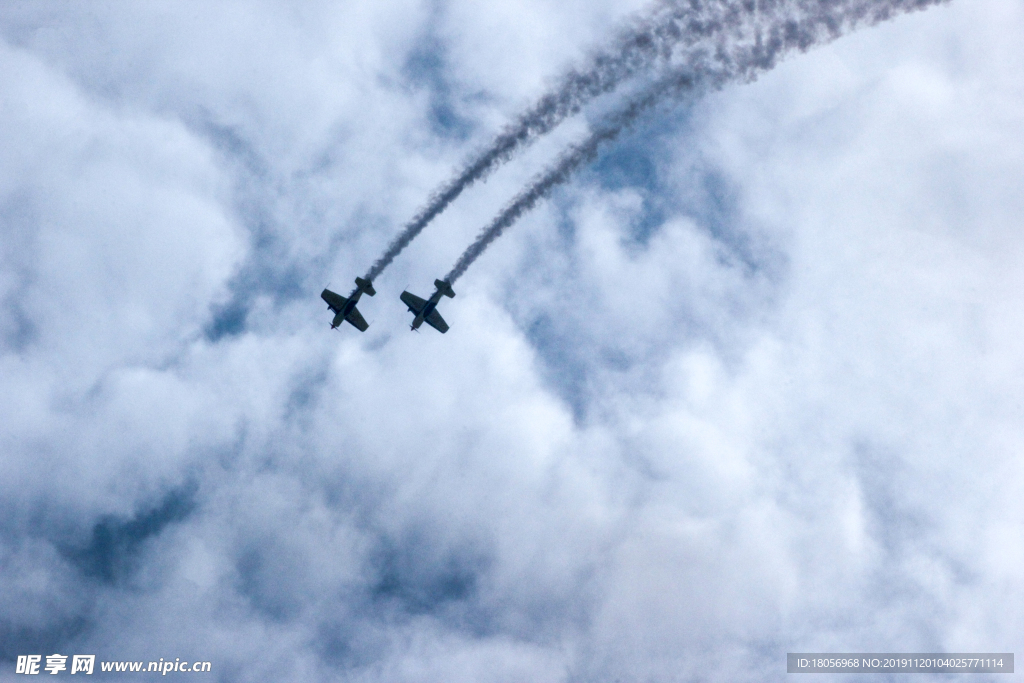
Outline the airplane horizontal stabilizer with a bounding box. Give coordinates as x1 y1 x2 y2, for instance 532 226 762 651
434 279 455 298
355 277 376 296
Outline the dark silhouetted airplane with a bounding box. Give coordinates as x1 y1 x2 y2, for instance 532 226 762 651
400 279 454 333
321 277 375 331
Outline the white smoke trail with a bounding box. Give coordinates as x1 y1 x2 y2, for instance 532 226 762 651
443 0 950 285
363 0 771 281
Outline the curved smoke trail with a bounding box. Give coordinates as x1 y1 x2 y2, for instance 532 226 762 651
363 0 774 282
443 0 949 285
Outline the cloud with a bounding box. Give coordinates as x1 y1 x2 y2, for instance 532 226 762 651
1 0 1022 681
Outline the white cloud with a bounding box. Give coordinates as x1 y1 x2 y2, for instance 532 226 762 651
1 0 1022 680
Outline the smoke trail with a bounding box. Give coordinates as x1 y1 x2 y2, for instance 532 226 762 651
443 72 705 284
443 0 949 285
363 0 776 282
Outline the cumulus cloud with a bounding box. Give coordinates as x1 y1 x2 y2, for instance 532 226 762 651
1 1 1022 682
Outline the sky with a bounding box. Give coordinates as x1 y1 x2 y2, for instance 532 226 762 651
1 1 1022 681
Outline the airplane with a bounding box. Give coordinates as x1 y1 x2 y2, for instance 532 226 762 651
400 279 455 333
321 277 376 331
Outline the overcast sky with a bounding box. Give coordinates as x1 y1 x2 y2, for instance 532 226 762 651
1 1 1022 681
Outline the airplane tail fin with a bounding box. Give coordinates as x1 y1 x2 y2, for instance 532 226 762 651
355 277 376 296
434 279 455 298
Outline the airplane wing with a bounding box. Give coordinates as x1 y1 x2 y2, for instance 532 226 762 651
345 306 369 332
400 291 427 313
321 289 348 313
424 309 449 334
